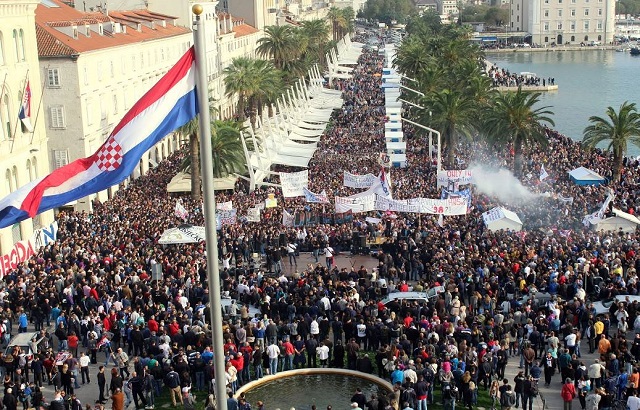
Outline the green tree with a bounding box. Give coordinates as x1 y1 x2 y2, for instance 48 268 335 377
421 89 478 167
301 19 330 66
256 25 297 70
223 58 282 127
176 117 201 200
393 37 431 78
327 7 348 41
582 101 640 182
483 88 554 176
181 121 248 179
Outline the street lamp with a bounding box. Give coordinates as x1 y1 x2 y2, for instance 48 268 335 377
400 116 441 172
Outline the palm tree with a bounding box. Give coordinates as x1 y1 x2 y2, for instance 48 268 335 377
327 7 347 41
176 117 201 200
181 121 248 179
483 88 554 176
223 57 262 123
256 26 297 70
248 60 283 124
394 37 431 78
301 19 330 67
420 89 478 167
583 101 640 182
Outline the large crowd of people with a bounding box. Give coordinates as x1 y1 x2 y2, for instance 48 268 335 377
2 28 640 410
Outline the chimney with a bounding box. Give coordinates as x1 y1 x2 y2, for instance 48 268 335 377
227 15 232 32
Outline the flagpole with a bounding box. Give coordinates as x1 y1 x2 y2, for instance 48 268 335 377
29 68 48 145
192 5 227 410
10 70 29 153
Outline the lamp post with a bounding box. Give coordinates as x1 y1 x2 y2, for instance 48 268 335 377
192 5 228 410
400 116 441 172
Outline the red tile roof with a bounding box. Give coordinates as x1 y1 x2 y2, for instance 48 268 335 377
216 11 259 38
35 0 191 57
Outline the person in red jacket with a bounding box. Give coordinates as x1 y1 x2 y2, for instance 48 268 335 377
229 353 244 385
561 378 577 410
168 319 180 336
147 316 159 333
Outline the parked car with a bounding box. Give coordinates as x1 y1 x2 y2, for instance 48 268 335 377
380 287 445 312
219 297 262 320
593 294 640 317
5 332 40 359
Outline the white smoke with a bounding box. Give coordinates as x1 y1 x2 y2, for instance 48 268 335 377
469 165 538 203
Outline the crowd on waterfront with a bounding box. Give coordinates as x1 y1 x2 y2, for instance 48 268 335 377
487 65 555 88
4 29 640 410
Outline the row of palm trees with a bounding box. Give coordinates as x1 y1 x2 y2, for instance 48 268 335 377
396 12 640 182
394 13 554 176
178 13 357 199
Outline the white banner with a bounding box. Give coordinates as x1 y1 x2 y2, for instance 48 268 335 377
365 217 382 224
247 208 261 222
279 170 309 197
216 209 237 229
343 171 377 189
335 194 376 213
0 221 58 278
374 195 468 215
283 209 295 227
217 201 233 211
436 170 474 188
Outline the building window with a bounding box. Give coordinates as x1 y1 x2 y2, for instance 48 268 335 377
545 36 549 42
12 166 18 192
544 22 550 31
49 106 66 129
558 22 563 29
53 150 69 169
85 25 91 37
597 8 602 15
97 62 103 80
571 35 576 41
584 35 589 41
597 20 603 30
83 66 88 85
47 68 60 87
12 29 19 62
98 24 104 35
110 61 114 78
584 8 589 15
31 157 37 179
86 100 93 125
4 169 11 193
26 159 33 182
18 29 25 61
112 94 118 115
0 93 9 140
73 27 78 39
571 21 576 30
0 31 5 66
571 9 576 16
558 9 563 16
584 21 590 30
544 9 549 17
598 34 602 40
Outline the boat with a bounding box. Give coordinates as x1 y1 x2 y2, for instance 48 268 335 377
616 47 630 52
631 47 640 55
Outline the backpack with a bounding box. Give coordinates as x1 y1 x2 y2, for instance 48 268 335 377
501 391 516 407
529 381 539 397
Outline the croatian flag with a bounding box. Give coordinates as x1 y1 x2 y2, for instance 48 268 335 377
0 48 198 229
18 80 33 133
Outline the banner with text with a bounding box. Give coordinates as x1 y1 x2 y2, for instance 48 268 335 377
374 195 469 215
0 221 59 278
303 187 330 204
436 170 474 188
217 201 233 211
279 170 309 197
343 171 377 189
216 209 237 229
247 208 261 222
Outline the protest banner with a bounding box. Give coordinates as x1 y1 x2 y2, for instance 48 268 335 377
0 221 58 278
216 209 237 229
217 201 233 211
436 169 474 188
247 208 261 222
279 170 309 197
335 194 376 213
303 187 330 204
374 195 468 215
265 193 277 208
343 171 377 189
283 209 295 227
